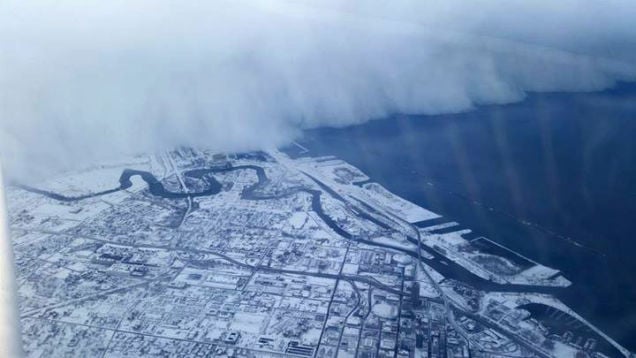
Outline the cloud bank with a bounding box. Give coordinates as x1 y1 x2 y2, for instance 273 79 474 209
1 0 635 180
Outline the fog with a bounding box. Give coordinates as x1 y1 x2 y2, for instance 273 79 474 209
1 0 635 181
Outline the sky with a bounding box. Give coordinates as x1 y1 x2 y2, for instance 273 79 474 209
1 0 635 181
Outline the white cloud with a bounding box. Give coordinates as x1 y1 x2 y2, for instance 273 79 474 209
1 0 635 180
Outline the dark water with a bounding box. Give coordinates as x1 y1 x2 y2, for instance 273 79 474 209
300 83 636 350
18 168 223 201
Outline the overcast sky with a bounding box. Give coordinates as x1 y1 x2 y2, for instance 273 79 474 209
1 0 635 180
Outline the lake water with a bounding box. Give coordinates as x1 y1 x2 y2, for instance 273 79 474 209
300 83 636 350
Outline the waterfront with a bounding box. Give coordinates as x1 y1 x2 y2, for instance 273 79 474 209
301 83 636 350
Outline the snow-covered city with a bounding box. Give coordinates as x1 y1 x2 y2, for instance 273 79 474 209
6 147 631 358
